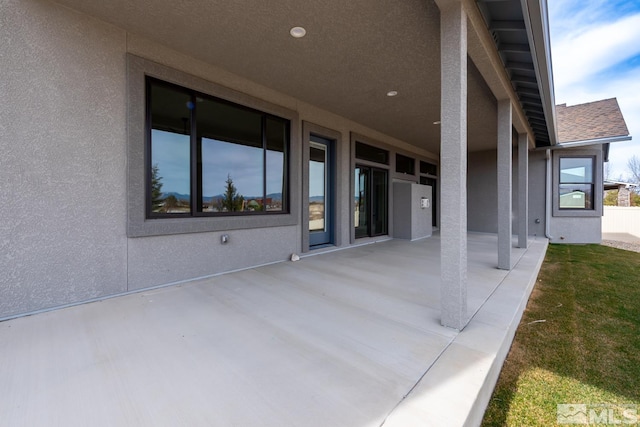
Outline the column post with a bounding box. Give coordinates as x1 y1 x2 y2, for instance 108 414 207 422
497 99 512 270
518 133 529 248
439 0 467 330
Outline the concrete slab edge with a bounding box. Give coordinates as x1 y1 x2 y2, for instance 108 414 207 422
381 239 549 427
463 238 549 426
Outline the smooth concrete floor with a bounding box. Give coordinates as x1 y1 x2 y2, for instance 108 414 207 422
0 233 548 427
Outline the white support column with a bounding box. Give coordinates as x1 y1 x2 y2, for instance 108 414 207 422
497 99 512 270
439 0 467 330
518 133 529 248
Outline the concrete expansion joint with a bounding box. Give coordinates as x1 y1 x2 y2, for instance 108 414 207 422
379 336 457 427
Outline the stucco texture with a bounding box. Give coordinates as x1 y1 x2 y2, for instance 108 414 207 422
1 0 442 319
0 0 128 317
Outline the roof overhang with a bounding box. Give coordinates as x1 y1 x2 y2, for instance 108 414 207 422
540 135 632 162
476 0 557 147
604 180 638 190
549 135 632 149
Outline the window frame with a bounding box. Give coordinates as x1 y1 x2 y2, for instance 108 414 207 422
395 153 416 175
127 54 300 237
552 150 603 218
558 156 594 211
145 77 290 219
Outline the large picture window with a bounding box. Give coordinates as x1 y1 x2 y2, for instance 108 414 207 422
147 78 289 217
559 157 594 209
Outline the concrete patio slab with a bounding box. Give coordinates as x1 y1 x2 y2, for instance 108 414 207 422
0 233 548 427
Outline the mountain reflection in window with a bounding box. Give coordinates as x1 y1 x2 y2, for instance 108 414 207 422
147 78 289 217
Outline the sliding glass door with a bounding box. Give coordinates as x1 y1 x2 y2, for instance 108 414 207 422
355 166 387 238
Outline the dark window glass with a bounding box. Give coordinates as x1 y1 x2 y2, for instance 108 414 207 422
559 157 594 209
149 83 192 214
265 118 288 212
396 154 415 175
355 142 389 165
420 161 437 176
147 78 289 217
198 98 263 213
354 166 388 238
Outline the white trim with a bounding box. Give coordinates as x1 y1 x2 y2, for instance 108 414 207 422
544 135 632 149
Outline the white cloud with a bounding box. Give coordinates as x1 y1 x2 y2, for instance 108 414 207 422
550 4 640 180
552 13 640 87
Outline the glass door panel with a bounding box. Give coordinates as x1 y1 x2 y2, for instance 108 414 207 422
309 137 333 247
354 167 369 238
372 169 388 236
354 165 387 238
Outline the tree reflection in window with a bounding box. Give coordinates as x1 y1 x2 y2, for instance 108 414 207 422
147 78 289 217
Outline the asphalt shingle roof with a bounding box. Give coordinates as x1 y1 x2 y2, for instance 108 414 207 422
556 98 629 143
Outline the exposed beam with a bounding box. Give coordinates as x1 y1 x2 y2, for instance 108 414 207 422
462 0 536 141
511 74 537 85
519 96 543 106
526 114 546 122
490 20 526 31
523 109 546 118
499 43 530 53
505 61 534 71
516 87 540 96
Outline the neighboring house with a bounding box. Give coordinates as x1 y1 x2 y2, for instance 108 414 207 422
604 181 638 207
0 0 631 328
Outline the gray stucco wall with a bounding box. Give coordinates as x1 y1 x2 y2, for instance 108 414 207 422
549 217 602 244
1 0 439 319
467 150 498 233
393 182 432 240
527 150 548 238
0 0 129 318
127 227 299 291
467 149 519 234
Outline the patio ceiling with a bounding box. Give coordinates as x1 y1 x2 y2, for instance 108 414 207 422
52 0 548 153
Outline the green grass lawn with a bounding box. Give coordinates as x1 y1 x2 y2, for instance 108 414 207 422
482 244 640 426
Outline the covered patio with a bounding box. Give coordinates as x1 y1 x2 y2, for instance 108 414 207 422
1 233 547 427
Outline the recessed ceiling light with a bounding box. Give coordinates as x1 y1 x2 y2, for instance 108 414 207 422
290 27 306 38
386 90 398 97
433 120 441 125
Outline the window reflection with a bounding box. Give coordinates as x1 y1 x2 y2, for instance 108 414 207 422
265 118 287 211
201 138 263 212
147 78 289 217
559 157 595 210
150 83 191 214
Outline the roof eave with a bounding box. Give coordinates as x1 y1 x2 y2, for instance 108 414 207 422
521 0 558 146
535 135 632 151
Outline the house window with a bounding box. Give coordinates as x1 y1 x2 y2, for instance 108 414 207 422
355 142 389 165
559 157 594 209
147 78 289 217
420 161 437 176
396 154 415 175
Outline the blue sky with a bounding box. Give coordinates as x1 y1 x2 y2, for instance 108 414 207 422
152 131 285 197
548 0 640 180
